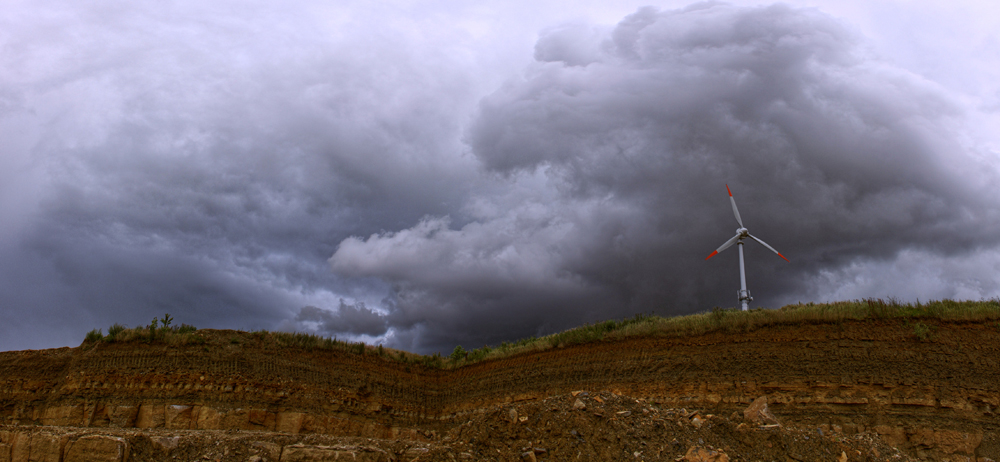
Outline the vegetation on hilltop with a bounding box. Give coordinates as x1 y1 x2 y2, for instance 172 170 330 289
82 298 1000 369
84 313 197 344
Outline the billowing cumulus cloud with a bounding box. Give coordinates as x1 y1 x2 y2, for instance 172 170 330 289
1 1 998 354
0 0 487 350
329 3 1000 353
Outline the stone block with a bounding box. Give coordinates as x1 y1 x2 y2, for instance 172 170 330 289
88 403 110 427
40 405 83 426
107 405 138 428
64 435 128 462
249 410 276 430
28 433 67 462
10 433 29 462
300 415 328 434
136 404 164 429
276 412 304 434
164 405 194 429
150 436 180 451
196 406 222 430
220 409 250 430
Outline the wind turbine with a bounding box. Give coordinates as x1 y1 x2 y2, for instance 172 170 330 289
705 185 789 311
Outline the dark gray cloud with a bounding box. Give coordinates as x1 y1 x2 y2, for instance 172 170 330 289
295 302 387 337
1 1 998 355
329 3 1000 353
0 0 484 351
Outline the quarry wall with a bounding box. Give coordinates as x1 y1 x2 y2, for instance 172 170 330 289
1 320 998 460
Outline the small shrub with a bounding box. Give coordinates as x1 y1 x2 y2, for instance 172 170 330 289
146 318 160 341
107 323 126 340
468 345 491 362
450 345 466 362
85 329 104 343
422 352 443 369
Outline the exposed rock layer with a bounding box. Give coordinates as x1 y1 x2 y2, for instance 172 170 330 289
1 320 998 460
0 393 914 462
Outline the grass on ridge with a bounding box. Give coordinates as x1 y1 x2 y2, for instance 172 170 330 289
84 313 199 345
81 298 1000 369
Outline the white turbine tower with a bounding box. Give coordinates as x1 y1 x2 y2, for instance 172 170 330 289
705 185 789 311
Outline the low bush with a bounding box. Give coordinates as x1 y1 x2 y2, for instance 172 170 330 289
107 323 126 340
84 329 103 343
450 345 466 362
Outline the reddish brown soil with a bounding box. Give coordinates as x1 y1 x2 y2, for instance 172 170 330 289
1 319 998 461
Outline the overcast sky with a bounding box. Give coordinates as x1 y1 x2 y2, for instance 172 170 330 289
2 0 998 353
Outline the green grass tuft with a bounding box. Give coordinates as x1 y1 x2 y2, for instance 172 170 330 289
84 329 103 343
83 315 202 345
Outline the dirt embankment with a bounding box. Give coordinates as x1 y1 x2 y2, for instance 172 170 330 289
1 319 998 461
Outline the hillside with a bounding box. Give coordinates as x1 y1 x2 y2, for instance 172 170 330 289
2 301 999 461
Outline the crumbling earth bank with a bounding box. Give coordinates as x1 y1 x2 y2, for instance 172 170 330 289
1 320 999 460
1 393 914 462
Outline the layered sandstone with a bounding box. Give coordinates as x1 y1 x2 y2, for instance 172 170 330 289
1 320 998 460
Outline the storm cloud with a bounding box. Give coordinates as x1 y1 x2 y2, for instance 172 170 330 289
0 0 485 350
328 3 1000 352
1 1 998 354
296 302 387 337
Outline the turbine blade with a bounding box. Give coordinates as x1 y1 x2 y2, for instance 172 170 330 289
706 233 741 260
748 234 789 262
727 184 744 228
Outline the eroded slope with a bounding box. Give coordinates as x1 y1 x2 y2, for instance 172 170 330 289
1 319 997 460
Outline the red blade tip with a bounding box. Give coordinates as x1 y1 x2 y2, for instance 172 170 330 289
778 253 789 262
726 184 732 197
705 250 718 260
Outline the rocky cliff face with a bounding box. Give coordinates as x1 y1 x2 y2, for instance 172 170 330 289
1 320 997 461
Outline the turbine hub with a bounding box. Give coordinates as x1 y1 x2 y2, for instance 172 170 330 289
736 227 749 238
